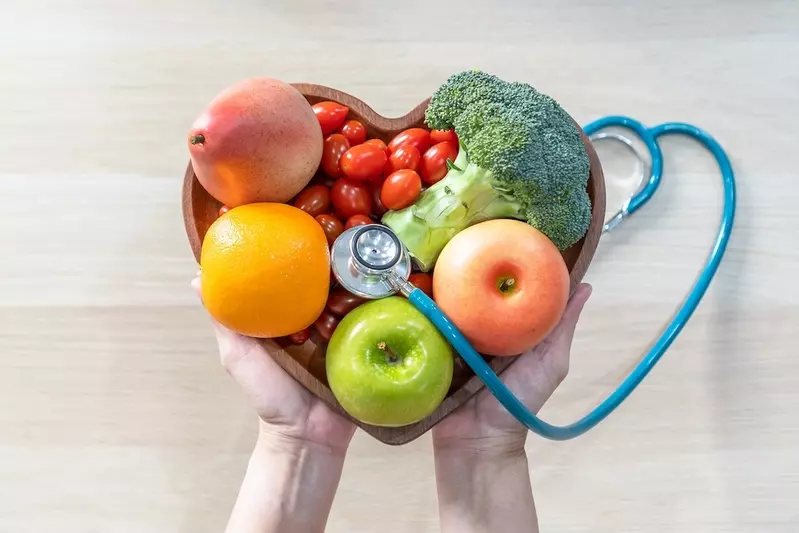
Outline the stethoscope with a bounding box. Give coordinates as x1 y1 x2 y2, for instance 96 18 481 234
330 116 737 441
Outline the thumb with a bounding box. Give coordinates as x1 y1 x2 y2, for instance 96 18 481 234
191 274 231 339
543 282 592 356
555 282 593 343
538 282 592 381
191 273 261 365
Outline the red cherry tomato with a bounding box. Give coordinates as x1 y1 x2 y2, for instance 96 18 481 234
326 287 367 317
218 205 229 216
331 179 372 219
310 172 337 188
288 327 311 345
381 169 422 210
386 144 421 174
340 144 388 182
338 120 367 145
364 138 388 154
370 183 388 217
344 214 373 229
321 133 350 178
420 141 459 185
313 310 339 342
312 101 349 135
315 214 344 246
430 129 458 145
293 184 330 217
388 128 432 155
331 209 349 222
408 273 433 297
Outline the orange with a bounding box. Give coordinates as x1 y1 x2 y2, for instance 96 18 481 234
200 202 330 338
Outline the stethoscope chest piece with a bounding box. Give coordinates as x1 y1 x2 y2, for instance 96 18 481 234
330 224 412 299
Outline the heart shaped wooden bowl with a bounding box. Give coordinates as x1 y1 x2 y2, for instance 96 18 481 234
182 83 606 445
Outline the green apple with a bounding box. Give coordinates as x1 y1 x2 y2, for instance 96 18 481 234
326 296 454 427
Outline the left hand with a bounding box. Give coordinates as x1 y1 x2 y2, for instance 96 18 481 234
192 275 356 454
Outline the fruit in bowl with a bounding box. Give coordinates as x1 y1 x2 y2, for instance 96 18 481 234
182 70 605 445
188 78 323 208
433 219 570 357
326 297 454 427
200 202 330 338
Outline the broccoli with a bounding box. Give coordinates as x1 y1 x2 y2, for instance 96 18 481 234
381 70 592 272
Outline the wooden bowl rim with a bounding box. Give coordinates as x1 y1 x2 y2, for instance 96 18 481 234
181 82 606 445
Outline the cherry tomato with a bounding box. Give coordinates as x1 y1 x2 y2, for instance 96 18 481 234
287 327 311 345
345 214 373 229
218 205 229 216
313 310 339 342
420 141 459 185
364 138 388 154
310 172 337 188
386 144 420 174
338 120 367 146
331 208 349 222
430 129 458 145
326 287 367 317
331 179 372 218
293 184 330 217
312 101 349 135
408 273 433 297
370 183 388 217
388 128 432 155
321 133 350 178
380 158 393 181
340 144 388 182
381 169 422 210
315 214 344 246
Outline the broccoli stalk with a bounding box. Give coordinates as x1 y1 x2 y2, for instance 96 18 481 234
382 144 525 271
381 69 592 272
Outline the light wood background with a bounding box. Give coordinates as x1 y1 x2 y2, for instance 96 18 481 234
1 1 797 532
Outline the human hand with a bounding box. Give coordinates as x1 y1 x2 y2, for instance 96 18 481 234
191 274 356 455
432 282 593 456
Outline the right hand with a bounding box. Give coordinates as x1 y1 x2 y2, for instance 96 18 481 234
432 283 593 455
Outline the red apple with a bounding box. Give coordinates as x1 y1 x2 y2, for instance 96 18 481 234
432 219 570 357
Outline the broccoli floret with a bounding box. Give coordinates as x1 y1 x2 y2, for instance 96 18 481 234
382 70 591 271
525 185 593 250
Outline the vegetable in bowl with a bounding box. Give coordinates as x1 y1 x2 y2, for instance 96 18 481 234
381 70 592 272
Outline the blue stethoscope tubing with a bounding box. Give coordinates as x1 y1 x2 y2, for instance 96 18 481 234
407 116 737 441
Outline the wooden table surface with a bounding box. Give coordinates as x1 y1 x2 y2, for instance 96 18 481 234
1 1 797 531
